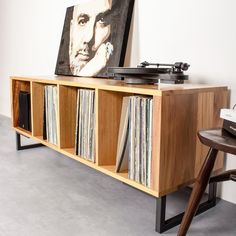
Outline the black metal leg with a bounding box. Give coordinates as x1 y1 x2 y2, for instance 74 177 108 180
208 182 217 205
155 182 217 233
16 132 44 150
155 196 166 233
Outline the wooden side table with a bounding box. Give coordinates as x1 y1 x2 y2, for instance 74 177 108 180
178 129 236 236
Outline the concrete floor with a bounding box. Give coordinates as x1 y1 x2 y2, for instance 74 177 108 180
0 114 235 236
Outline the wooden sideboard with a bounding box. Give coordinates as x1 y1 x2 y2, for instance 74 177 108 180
10 75 228 232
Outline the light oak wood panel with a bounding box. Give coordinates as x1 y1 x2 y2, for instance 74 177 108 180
158 93 198 195
14 127 32 137
59 85 77 149
31 82 45 136
11 76 228 97
212 89 229 173
151 95 162 192
56 85 60 148
194 92 214 177
95 88 99 165
97 90 124 166
157 88 228 196
12 80 30 127
194 90 229 177
97 90 132 166
30 82 34 134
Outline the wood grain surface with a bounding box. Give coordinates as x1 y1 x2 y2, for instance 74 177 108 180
10 76 228 197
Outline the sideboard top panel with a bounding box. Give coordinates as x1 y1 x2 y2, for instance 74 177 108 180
10 75 228 96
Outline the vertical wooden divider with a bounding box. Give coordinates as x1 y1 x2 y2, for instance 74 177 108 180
10 79 13 126
58 85 77 150
57 84 61 148
31 82 45 137
97 90 128 166
95 88 99 165
151 95 162 192
30 81 34 134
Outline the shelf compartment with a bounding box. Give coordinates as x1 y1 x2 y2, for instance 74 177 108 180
97 90 133 166
97 91 155 189
11 80 31 131
58 85 77 150
31 82 59 147
59 86 96 162
31 82 45 137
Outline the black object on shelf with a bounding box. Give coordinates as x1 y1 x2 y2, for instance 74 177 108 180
19 91 31 131
107 61 190 84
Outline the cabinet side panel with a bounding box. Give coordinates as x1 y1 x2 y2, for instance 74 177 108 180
59 85 77 149
97 90 128 166
213 90 229 172
12 80 30 127
31 82 44 136
194 92 214 177
195 89 229 176
151 96 162 192
159 93 198 195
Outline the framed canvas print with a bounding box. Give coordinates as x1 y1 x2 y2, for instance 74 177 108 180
55 0 135 78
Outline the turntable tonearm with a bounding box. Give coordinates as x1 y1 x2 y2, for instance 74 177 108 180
107 61 190 84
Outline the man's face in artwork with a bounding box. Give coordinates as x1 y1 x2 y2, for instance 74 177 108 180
69 0 113 76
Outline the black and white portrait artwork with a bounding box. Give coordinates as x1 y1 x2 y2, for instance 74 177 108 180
55 0 134 78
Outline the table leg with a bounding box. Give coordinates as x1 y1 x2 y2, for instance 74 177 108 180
177 148 218 236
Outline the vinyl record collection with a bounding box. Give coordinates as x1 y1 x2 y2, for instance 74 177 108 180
116 96 153 187
44 85 58 145
42 86 152 185
75 89 96 162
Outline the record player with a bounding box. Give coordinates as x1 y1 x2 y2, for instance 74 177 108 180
107 61 190 84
